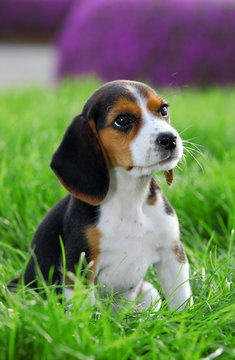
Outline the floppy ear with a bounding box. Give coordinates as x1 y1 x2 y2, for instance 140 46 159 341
50 115 110 205
164 169 173 187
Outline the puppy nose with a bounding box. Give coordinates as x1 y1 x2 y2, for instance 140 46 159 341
156 132 177 150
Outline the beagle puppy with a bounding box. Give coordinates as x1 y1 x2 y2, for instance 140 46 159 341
9 80 192 311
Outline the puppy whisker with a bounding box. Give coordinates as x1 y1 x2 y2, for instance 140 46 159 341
183 147 204 171
178 126 193 136
183 146 202 156
183 141 203 154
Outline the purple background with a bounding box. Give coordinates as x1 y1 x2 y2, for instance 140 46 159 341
1 0 235 86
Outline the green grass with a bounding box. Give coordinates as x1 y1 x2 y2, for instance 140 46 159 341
0 78 234 360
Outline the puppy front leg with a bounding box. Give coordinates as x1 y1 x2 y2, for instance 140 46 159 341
156 242 193 311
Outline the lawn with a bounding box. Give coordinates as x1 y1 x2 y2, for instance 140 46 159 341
0 78 234 360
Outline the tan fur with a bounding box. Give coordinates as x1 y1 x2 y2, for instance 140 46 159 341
146 91 163 114
147 193 158 206
85 225 102 283
173 241 187 264
99 98 142 170
164 169 174 187
146 90 170 123
147 178 159 206
106 98 142 126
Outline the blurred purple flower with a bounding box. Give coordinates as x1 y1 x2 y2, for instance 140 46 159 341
57 0 235 86
0 0 75 35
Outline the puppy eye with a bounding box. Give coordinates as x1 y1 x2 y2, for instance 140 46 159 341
114 114 131 127
159 105 168 117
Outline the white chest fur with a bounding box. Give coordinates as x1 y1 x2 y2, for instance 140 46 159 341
95 168 179 294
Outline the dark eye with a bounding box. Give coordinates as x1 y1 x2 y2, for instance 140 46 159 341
159 105 168 117
114 114 131 128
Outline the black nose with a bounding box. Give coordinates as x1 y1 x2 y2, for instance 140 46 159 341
157 132 177 151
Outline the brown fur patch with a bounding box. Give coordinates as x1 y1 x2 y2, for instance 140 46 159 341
164 169 174 187
146 90 170 123
173 242 187 264
85 225 102 283
106 97 142 126
147 194 157 206
99 98 142 170
147 177 160 206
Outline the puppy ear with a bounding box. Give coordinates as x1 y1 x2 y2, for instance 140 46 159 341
164 169 173 187
51 115 110 205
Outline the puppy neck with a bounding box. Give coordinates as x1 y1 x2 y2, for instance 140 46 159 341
104 166 151 210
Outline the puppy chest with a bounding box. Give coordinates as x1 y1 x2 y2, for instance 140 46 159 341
90 197 179 292
93 212 159 292
96 197 179 250
95 247 155 294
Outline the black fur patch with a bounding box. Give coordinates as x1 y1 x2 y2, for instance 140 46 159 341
162 194 174 215
8 195 100 289
51 115 109 205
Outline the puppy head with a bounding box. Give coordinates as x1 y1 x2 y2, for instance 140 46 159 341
51 81 183 205
95 81 183 178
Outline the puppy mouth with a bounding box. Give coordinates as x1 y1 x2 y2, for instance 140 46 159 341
158 153 174 164
131 154 179 172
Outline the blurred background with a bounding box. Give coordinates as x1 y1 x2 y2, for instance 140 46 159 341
0 0 235 89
